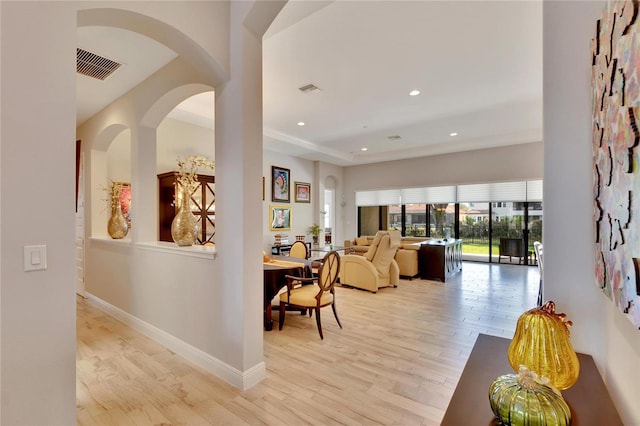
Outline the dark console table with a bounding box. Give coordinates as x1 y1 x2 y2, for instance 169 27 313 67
418 239 462 282
441 333 622 425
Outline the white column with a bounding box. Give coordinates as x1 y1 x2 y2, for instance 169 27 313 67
213 1 266 378
131 125 158 242
88 149 108 237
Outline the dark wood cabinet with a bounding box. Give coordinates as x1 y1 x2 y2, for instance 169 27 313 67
498 237 526 263
158 171 215 244
418 239 462 282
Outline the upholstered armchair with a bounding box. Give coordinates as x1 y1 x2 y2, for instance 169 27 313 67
340 231 400 293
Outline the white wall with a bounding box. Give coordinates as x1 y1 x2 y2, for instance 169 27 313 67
76 1 278 390
316 161 345 245
263 150 316 249
0 2 283 420
107 129 131 182
342 142 543 238
543 1 639 424
78 2 231 88
157 117 215 174
0 3 77 424
97 113 217 239
84 240 219 351
261 151 346 252
103 116 216 223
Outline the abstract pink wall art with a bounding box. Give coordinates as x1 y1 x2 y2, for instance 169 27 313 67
592 0 640 328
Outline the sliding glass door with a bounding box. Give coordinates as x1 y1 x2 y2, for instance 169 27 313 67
405 204 427 236
459 202 490 262
491 201 524 263
355 181 543 265
429 203 455 239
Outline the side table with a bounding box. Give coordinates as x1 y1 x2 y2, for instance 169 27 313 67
441 333 622 425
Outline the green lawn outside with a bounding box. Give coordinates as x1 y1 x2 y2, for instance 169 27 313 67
462 242 497 254
462 241 536 255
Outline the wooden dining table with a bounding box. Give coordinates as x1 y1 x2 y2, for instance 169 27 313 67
263 256 311 331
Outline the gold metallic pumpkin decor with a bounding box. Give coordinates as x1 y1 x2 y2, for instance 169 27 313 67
508 301 580 390
489 365 571 426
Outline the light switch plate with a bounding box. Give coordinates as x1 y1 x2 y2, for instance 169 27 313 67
24 245 47 272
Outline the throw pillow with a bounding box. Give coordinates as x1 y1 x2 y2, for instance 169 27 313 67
356 236 369 246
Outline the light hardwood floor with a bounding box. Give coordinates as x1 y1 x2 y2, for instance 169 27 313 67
77 262 539 425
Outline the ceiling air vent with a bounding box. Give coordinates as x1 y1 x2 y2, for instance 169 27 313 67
298 83 321 94
387 135 402 141
76 48 122 80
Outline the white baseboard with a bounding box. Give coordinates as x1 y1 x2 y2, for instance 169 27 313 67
85 292 265 390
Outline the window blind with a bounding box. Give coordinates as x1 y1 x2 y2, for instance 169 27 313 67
355 190 377 206
526 180 543 201
356 180 542 206
355 189 401 206
400 185 456 204
377 189 401 205
457 181 527 202
456 183 491 203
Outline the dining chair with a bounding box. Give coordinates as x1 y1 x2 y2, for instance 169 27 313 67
289 240 309 259
534 241 543 306
279 250 342 339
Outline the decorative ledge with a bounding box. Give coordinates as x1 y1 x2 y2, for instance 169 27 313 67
89 236 132 247
136 241 217 260
88 238 216 259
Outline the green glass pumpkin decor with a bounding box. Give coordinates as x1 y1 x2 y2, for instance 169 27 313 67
508 301 580 390
489 366 572 426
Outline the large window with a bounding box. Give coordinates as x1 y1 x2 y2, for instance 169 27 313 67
405 204 427 236
355 180 543 264
429 203 455 239
388 204 402 232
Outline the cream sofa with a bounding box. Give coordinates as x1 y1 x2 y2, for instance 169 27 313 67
344 235 428 279
340 231 401 293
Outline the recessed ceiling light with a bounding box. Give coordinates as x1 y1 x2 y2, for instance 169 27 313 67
409 90 420 96
450 132 458 137
297 122 305 126
361 147 368 151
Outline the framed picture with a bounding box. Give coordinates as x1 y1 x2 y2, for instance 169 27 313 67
271 165 290 202
116 182 132 227
294 181 311 203
270 205 291 231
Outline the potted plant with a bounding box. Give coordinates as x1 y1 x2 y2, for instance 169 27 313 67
307 224 322 247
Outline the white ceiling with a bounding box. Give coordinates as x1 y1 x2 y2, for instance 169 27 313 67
76 1 542 167
76 26 178 124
